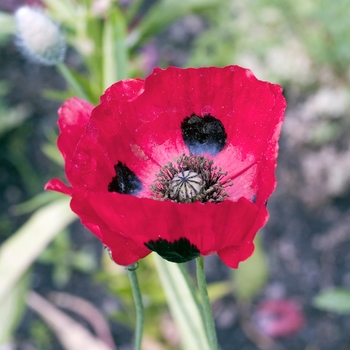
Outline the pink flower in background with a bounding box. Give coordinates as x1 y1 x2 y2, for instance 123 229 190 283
254 299 305 338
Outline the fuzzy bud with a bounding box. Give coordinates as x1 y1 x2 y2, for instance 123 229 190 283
14 6 66 65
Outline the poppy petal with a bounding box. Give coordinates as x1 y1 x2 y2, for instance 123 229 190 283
70 192 150 264
87 192 268 259
44 178 72 195
217 241 255 268
57 97 94 165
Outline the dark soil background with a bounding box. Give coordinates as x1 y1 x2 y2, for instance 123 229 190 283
1 3 350 350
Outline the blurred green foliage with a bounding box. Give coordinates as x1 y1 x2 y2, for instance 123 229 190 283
190 0 350 83
0 81 31 137
1 0 350 348
42 0 220 104
38 230 97 288
0 274 29 345
96 254 168 340
233 235 268 302
313 288 350 314
0 11 14 45
29 319 54 350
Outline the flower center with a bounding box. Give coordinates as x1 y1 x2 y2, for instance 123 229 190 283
151 154 231 203
170 170 203 200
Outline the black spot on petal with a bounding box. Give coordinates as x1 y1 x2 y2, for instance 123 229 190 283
108 161 142 195
145 237 200 263
181 114 227 156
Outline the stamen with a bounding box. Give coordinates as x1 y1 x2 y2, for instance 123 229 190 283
151 154 231 203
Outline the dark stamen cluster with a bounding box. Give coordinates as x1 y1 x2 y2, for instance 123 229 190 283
151 154 231 203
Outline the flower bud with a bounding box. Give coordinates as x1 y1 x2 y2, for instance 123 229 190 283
14 6 66 65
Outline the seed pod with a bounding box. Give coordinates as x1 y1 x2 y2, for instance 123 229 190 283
14 6 66 65
170 170 203 200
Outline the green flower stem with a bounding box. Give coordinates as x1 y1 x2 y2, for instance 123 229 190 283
196 257 219 350
126 263 144 350
56 62 89 101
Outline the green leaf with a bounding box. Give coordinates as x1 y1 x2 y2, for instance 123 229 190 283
207 281 231 301
0 11 15 39
41 142 64 166
26 291 112 350
12 191 63 215
313 288 350 314
233 235 269 301
0 104 31 137
0 274 29 344
153 255 210 350
0 199 76 303
125 0 143 24
42 89 74 102
128 0 219 47
56 63 90 102
102 8 128 89
41 0 77 24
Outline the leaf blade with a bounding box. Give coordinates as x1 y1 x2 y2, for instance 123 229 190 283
313 288 350 314
0 198 76 302
153 255 210 350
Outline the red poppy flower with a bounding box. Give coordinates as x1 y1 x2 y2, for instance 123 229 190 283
45 66 286 268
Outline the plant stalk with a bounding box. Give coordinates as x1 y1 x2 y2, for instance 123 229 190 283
196 257 219 350
126 263 144 350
